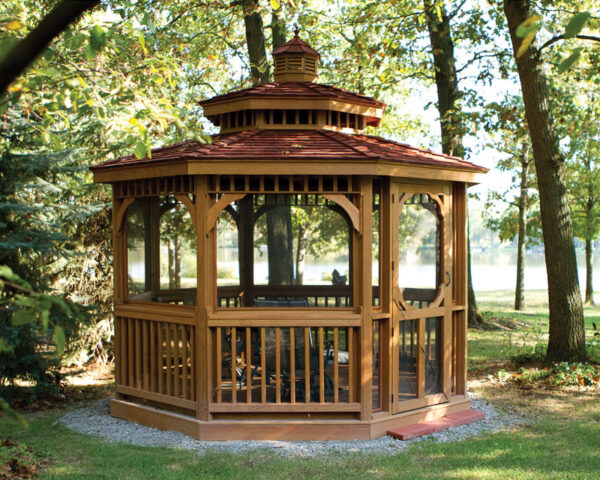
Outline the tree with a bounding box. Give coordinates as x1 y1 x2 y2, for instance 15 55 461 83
484 97 540 310
0 0 99 94
503 0 588 361
566 98 600 304
423 0 485 326
238 0 296 286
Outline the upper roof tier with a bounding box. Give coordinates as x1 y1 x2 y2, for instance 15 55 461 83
200 82 386 134
200 32 386 134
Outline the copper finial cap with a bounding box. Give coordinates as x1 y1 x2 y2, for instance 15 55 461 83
294 24 300 37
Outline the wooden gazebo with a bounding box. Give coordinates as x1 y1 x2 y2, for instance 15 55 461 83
91 32 487 440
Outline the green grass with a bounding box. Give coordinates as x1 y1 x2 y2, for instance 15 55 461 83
469 290 600 372
1 289 599 479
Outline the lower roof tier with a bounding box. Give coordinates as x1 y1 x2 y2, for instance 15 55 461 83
91 129 487 183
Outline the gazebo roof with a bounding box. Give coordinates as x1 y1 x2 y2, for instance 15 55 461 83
272 33 320 57
91 129 487 173
200 82 385 110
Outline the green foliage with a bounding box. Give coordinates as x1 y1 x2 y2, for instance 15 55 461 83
0 439 38 478
557 47 583 74
494 362 600 389
515 8 595 69
483 96 541 246
564 12 591 39
588 336 600 363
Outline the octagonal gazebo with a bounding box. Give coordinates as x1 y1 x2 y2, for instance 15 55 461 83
91 32 487 440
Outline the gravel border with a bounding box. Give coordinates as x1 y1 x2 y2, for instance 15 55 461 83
59 394 524 457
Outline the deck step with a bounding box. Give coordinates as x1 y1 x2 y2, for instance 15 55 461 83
387 409 485 441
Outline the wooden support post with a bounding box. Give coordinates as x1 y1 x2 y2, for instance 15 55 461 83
195 176 212 420
442 191 453 397
453 183 468 395
359 176 373 420
112 193 124 394
380 177 392 413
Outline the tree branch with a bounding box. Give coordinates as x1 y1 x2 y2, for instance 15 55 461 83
540 34 600 51
0 0 100 95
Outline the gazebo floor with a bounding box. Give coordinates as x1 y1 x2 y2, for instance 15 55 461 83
110 395 471 441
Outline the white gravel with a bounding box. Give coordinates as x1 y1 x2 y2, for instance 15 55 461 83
59 394 524 457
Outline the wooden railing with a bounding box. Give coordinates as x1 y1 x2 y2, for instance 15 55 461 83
209 320 360 412
215 285 379 308
114 305 197 411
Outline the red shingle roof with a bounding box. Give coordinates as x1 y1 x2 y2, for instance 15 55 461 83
272 35 320 57
91 129 487 173
200 82 386 109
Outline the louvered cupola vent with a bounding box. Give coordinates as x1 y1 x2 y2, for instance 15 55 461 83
272 27 320 83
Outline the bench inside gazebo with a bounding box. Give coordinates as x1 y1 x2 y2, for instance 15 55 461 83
90 32 487 440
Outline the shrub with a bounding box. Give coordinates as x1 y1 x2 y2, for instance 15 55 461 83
0 439 38 478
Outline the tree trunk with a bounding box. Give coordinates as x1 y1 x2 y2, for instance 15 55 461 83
174 234 181 289
266 201 294 285
168 238 175 289
504 0 586 362
585 175 594 305
424 0 483 326
586 238 593 304
0 0 99 94
424 0 463 158
241 0 270 85
271 4 287 51
295 223 306 285
515 152 530 310
467 229 484 327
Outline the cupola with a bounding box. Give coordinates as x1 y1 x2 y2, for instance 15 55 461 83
272 26 320 83
200 32 386 135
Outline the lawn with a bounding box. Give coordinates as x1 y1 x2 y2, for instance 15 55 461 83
1 290 599 479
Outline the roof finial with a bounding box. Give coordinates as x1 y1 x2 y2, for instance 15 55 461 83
294 23 300 37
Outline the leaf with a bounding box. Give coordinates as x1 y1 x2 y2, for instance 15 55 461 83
53 326 66 355
564 12 591 39
516 14 542 37
134 142 147 159
517 32 536 58
270 0 280 10
89 25 106 53
557 48 583 73
5 20 22 31
12 309 36 326
84 43 96 61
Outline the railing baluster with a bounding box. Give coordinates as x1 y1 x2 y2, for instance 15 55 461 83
246 327 252 403
182 325 188 400
231 327 237 403
290 328 295 404
142 320 149 390
127 319 134 388
190 326 196 401
165 323 172 396
261 328 266 403
150 321 156 393
215 327 222 403
275 327 281 404
305 328 310 403
120 318 127 386
333 327 339 403
319 327 325 403
348 328 354 402
173 325 180 398
158 322 164 394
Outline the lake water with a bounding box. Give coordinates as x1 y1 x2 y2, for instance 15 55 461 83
471 249 598 292
132 245 599 294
